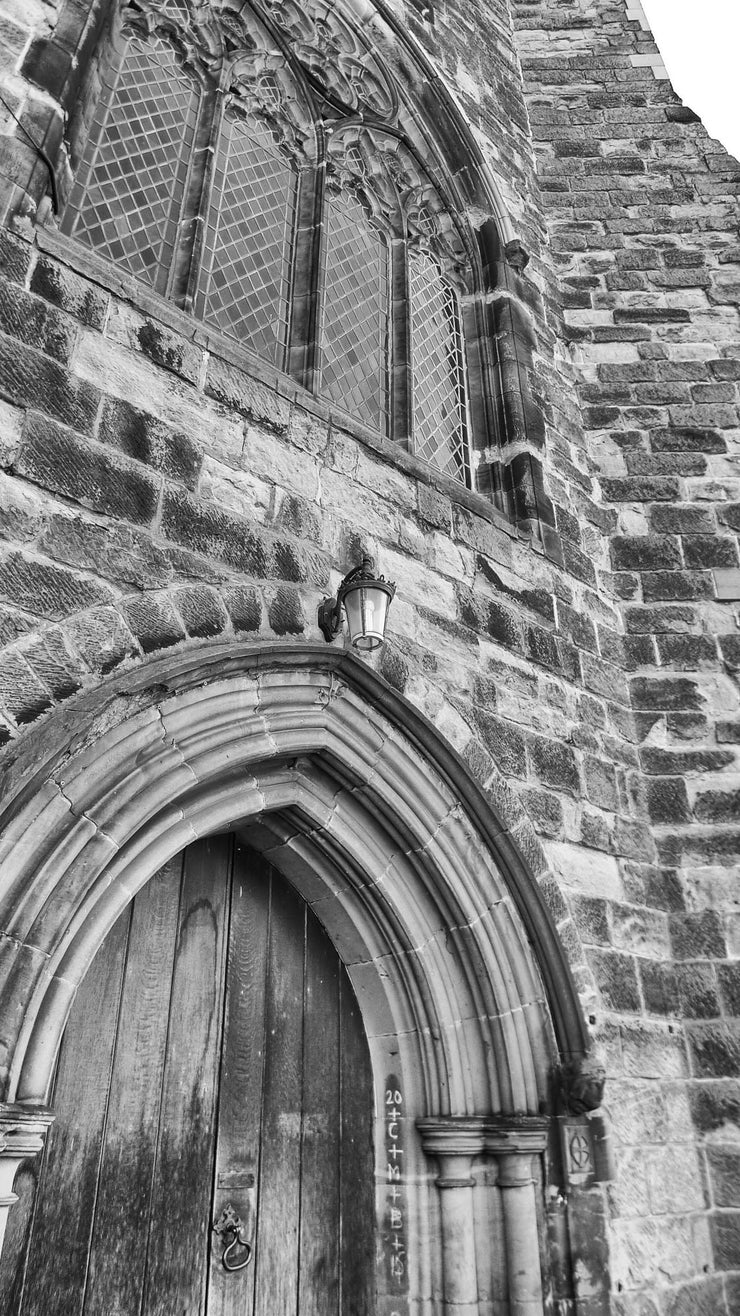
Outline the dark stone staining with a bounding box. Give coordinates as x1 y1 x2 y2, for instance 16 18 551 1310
645 778 691 825
161 490 268 576
474 710 526 778
0 549 114 620
630 677 703 712
717 965 740 1017
0 229 32 284
23 628 84 701
30 256 108 329
694 789 740 824
0 649 53 723
272 540 303 583
0 277 76 364
123 596 185 654
670 912 726 961
98 398 202 488
40 513 173 592
175 586 228 639
0 336 100 434
588 948 642 1013
522 787 563 838
15 415 160 525
528 734 580 797
706 1146 740 1207
379 644 408 694
223 586 262 633
268 585 304 635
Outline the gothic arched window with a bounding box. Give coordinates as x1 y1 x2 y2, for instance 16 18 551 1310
60 0 494 495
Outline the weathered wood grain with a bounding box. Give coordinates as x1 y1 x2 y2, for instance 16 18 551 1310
143 836 230 1316
82 858 184 1316
252 875 305 1316
206 843 270 1316
18 905 131 1316
298 908 341 1316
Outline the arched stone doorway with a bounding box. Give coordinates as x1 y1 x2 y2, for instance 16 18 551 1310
0 645 591 1314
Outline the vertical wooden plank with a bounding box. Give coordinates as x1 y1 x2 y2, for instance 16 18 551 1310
82 857 184 1316
252 874 306 1316
297 909 341 1316
142 835 231 1316
340 977 376 1316
18 907 131 1316
206 843 271 1316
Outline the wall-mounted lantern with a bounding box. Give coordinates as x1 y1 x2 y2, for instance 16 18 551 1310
318 555 396 652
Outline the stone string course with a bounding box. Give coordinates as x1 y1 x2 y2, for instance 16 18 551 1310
0 0 736 1311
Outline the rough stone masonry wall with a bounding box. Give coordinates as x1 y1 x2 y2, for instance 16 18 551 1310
512 1 740 1313
0 0 736 1314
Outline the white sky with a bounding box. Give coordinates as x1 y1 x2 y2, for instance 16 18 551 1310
640 0 740 162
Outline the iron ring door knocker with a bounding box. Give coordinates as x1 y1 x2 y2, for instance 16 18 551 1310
213 1204 253 1272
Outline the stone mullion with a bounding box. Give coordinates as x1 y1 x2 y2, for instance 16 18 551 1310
391 237 413 446
286 164 325 391
173 82 222 313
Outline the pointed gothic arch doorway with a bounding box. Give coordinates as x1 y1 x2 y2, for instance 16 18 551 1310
0 646 595 1315
9 835 376 1316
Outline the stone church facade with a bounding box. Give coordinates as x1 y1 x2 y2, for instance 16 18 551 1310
0 0 737 1312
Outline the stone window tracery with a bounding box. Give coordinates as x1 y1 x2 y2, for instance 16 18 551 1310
60 0 495 494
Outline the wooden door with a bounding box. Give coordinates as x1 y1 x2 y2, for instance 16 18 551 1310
6 836 376 1316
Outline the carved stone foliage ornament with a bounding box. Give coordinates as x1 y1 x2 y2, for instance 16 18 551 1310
326 126 469 280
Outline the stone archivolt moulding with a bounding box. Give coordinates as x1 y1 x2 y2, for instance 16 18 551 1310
0 644 590 1311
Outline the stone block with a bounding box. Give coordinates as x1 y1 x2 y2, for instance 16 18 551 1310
0 648 52 724
611 534 682 572
122 595 185 654
174 586 228 639
655 634 718 668
30 255 108 329
709 1211 740 1269
528 733 580 796
645 778 691 824
22 628 84 701
222 586 262 633
16 413 160 525
706 1147 740 1208
66 606 137 674
694 789 740 824
0 275 76 364
717 964 740 1016
0 333 100 433
99 397 202 488
670 911 727 961
267 584 305 636
588 947 642 1013
0 548 114 620
205 356 290 433
161 488 269 576
687 1023 740 1079
630 677 702 712
713 568 740 599
642 570 715 602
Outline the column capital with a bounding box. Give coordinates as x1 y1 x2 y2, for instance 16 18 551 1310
417 1114 548 1159
0 1104 54 1160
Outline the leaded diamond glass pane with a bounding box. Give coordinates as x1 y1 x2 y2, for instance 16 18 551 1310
322 193 389 434
409 251 470 483
63 37 199 290
198 115 296 365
